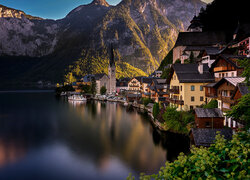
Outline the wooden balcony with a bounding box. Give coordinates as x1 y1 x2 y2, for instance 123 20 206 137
220 96 235 104
205 93 217 98
214 66 228 72
169 88 180 94
166 97 184 105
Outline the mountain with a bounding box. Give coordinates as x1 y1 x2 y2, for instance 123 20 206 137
0 0 205 84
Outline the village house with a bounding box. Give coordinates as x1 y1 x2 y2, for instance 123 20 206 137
168 63 214 111
148 79 168 103
194 108 224 128
116 78 130 94
205 77 246 128
150 70 162 78
128 77 142 92
231 83 249 102
237 36 250 56
210 54 245 82
140 77 154 98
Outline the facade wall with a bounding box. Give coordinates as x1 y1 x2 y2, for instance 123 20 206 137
96 76 109 94
128 78 141 91
195 116 224 128
169 72 207 111
173 46 186 63
182 83 207 111
108 66 116 94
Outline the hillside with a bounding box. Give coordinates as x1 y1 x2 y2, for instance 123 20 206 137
0 0 205 84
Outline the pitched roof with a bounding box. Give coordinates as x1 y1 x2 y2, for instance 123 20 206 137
231 83 249 99
204 82 217 87
195 108 224 118
174 31 227 47
94 73 108 80
141 77 154 84
238 83 249 95
211 54 247 70
192 128 233 147
172 64 214 83
224 77 245 86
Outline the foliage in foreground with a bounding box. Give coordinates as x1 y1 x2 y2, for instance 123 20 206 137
128 131 250 180
162 106 194 134
203 99 218 109
142 98 153 106
227 93 250 129
100 86 107 95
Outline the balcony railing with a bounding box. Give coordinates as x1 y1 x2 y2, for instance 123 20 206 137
205 93 217 98
169 88 180 94
214 66 228 72
166 97 184 105
219 96 235 104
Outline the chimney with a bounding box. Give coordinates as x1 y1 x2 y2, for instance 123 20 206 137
198 63 203 74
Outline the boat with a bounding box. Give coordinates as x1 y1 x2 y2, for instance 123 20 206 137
68 95 87 101
60 92 67 96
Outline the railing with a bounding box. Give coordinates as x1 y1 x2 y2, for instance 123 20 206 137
169 88 180 94
166 97 184 105
214 66 228 72
220 96 235 104
205 93 217 98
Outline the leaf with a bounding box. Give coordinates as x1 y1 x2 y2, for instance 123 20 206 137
205 171 209 177
219 168 229 173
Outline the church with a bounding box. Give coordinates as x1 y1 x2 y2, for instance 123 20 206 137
108 44 116 94
94 45 116 95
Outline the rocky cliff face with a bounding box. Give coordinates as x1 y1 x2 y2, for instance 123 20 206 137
0 0 205 82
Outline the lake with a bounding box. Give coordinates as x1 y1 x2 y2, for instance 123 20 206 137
0 91 189 180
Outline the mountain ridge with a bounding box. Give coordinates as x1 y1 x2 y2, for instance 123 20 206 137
0 0 205 83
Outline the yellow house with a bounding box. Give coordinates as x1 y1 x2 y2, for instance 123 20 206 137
169 63 214 111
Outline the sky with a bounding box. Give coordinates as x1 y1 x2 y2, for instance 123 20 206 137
0 0 214 20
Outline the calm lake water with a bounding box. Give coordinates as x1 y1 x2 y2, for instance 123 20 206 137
0 91 189 180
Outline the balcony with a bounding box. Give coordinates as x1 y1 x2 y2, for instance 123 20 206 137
214 66 228 72
166 97 184 105
219 96 235 104
205 93 217 98
169 88 180 94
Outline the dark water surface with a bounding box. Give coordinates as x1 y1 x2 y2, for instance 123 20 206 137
0 92 189 180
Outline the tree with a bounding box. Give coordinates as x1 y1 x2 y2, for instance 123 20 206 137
153 103 160 119
161 67 171 83
128 131 250 180
80 84 91 94
203 99 218 109
65 72 76 84
90 77 97 95
100 86 107 95
226 58 250 129
142 98 153 106
227 93 250 129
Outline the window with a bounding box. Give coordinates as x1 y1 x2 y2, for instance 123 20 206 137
200 96 204 101
200 86 203 91
222 73 224 77
190 106 194 110
191 96 195 102
205 122 211 128
231 72 234 77
222 90 227 97
208 88 211 93
219 74 221 78
191 85 195 91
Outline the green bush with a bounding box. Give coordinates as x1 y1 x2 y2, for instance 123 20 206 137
142 98 153 106
100 86 107 95
153 103 160 119
162 106 194 134
203 99 218 109
128 131 250 180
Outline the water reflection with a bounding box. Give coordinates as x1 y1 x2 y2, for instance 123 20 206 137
0 92 189 179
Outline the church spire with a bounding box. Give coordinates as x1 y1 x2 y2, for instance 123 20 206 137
110 44 115 67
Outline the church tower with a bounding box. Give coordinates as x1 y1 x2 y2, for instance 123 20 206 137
108 44 116 94
187 15 203 32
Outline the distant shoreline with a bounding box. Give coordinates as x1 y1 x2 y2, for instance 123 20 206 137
0 90 54 93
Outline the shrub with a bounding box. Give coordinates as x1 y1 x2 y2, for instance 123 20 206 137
142 98 153 106
153 103 160 119
100 86 107 95
203 99 218 109
128 131 250 180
